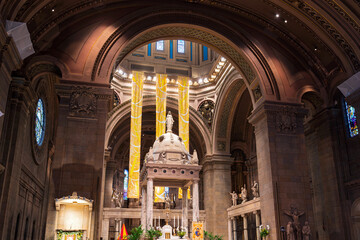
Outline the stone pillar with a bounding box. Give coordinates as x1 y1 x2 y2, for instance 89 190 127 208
147 178 154 229
228 218 233 240
115 219 120 236
182 187 188 232
105 161 118 207
192 180 199 221
231 217 237 240
248 102 313 240
242 215 248 240
102 218 110 240
141 186 147 229
203 155 232 240
253 211 260 240
304 107 348 239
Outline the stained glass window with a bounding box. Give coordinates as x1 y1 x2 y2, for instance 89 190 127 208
177 40 185 53
165 187 169 197
123 169 129 200
345 101 359 137
35 99 45 146
202 45 208 61
156 40 164 51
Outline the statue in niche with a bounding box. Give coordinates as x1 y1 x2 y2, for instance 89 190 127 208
230 191 238 206
251 181 259 199
239 185 248 204
284 207 304 240
111 189 123 208
170 193 176 209
302 221 311 240
166 111 174 132
165 195 171 209
286 222 295 240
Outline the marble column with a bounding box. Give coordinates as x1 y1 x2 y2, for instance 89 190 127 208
203 155 232 240
242 215 248 240
253 211 260 240
248 102 313 240
141 186 147 229
115 219 120 236
192 180 199 221
147 178 154 229
102 218 110 240
231 217 237 240
228 218 233 240
182 187 188 232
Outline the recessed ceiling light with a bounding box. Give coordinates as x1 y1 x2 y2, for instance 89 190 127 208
284 20 288 23
275 14 280 18
51 8 55 12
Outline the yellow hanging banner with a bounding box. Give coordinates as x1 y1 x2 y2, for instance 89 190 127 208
178 76 190 199
178 76 189 150
155 74 167 202
128 71 144 198
178 187 191 199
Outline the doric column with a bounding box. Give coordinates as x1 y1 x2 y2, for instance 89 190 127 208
228 218 233 240
253 211 260 240
141 186 147 229
248 101 313 240
182 187 188 232
147 178 154 229
203 155 233 240
192 180 199 221
241 215 248 240
231 217 237 240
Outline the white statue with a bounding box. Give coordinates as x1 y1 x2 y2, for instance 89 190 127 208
191 149 199 164
302 221 311 240
166 111 174 132
239 185 247 204
251 181 259 199
111 189 123 208
230 191 238 206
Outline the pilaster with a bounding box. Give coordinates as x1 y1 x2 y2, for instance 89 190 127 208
248 101 313 240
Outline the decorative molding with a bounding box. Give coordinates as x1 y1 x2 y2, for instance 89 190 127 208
198 100 215 126
26 63 62 80
69 86 97 118
324 0 360 33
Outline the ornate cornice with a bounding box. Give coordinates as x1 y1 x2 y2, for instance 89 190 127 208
324 0 360 33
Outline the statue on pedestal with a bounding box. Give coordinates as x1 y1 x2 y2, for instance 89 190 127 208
302 221 311 240
230 191 238 206
111 189 123 208
251 181 259 199
239 185 248 204
166 111 174 132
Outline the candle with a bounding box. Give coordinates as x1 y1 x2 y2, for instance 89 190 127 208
174 215 176 227
178 215 180 229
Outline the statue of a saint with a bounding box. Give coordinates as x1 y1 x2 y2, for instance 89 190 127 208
230 191 238 206
302 221 311 240
111 189 123 208
239 185 248 204
191 149 199 164
286 222 295 240
166 111 174 132
284 207 304 240
165 195 171 209
251 181 259 199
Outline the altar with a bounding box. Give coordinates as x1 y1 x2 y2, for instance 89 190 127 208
139 112 202 238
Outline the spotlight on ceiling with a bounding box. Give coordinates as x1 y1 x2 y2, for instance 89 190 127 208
275 14 280 18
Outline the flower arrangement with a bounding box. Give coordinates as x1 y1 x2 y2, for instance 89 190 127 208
128 225 144 240
204 231 223 240
259 225 270 238
56 230 83 240
177 230 186 239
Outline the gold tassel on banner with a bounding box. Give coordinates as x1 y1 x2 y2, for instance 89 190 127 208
155 74 167 202
128 71 144 198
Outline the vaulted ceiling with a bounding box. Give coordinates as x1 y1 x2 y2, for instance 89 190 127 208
2 0 359 102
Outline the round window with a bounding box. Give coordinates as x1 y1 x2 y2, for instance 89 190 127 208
35 99 46 146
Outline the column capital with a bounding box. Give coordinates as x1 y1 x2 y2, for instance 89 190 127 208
202 154 233 172
241 214 247 218
252 211 259 215
248 101 308 135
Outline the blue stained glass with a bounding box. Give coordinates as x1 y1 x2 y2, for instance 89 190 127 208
156 40 164 51
177 40 185 53
35 99 45 146
170 40 173 59
165 187 169 197
345 101 359 137
148 44 151 56
202 45 208 61
123 169 129 200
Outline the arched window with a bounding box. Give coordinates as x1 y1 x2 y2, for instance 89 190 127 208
123 169 129 200
177 40 185 53
345 101 358 137
156 40 164 51
35 99 45 146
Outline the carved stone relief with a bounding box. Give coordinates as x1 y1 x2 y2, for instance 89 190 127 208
198 100 215 126
69 87 97 117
